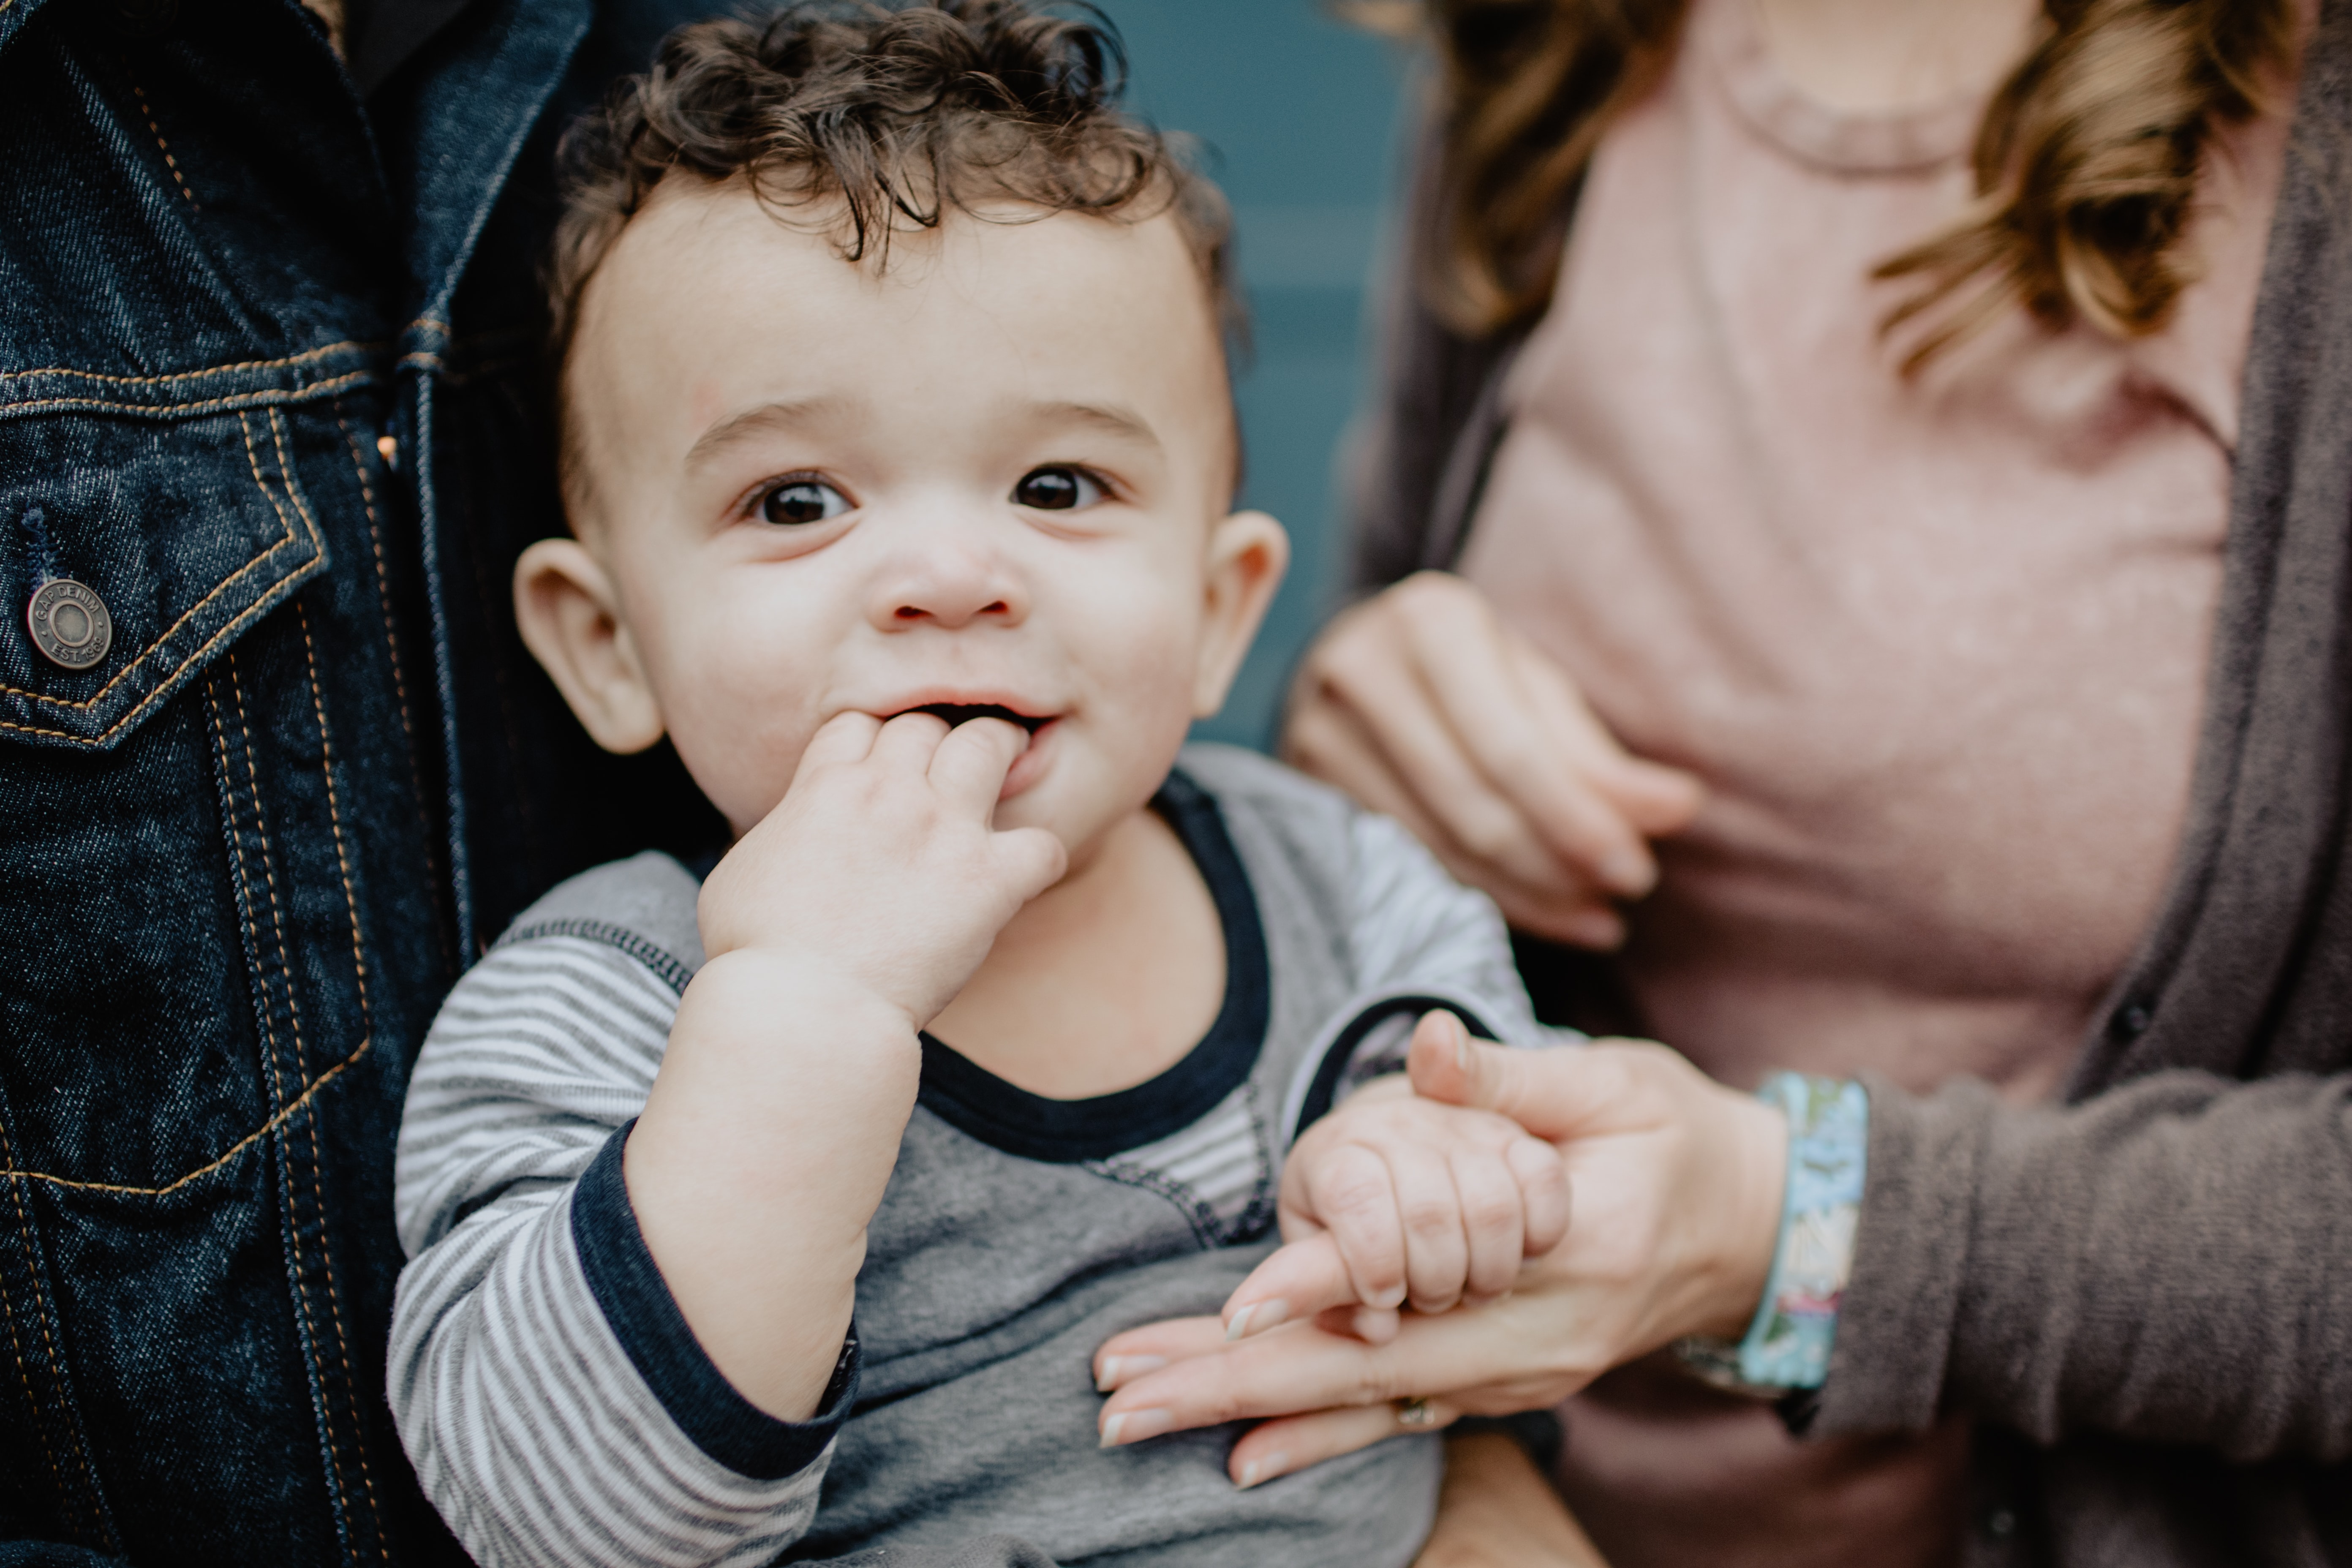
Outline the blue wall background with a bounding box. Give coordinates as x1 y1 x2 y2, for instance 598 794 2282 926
1088 1 1415 750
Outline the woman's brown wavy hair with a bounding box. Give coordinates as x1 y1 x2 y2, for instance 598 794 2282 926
1351 0 2300 367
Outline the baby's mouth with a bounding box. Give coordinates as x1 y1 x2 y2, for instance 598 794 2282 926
907 702 1049 735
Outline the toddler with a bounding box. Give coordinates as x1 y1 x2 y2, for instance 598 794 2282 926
388 5 1569 1565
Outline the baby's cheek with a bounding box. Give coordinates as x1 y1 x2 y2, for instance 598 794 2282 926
660 671 816 836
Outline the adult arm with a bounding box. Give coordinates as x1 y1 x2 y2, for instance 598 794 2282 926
1096 1043 2352 1473
1825 1068 2352 1459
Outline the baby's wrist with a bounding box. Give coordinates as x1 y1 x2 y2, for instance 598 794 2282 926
653 948 923 1152
692 945 920 1037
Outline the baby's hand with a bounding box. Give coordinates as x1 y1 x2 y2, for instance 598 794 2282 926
1222 1011 1570 1343
697 710 1067 1026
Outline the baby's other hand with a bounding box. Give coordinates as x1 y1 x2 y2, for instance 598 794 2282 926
697 710 1067 1026
1223 1011 1570 1342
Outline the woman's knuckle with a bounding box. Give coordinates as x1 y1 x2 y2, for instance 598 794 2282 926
1454 807 1520 863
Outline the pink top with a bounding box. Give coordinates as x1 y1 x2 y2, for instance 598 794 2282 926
1454 0 2295 1558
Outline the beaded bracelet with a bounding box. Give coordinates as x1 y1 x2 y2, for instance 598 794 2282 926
1676 1073 1868 1394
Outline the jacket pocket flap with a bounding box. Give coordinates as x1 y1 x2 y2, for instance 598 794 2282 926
0 404 329 750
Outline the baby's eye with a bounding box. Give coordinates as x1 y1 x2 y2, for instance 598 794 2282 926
760 477 852 526
1013 466 1105 512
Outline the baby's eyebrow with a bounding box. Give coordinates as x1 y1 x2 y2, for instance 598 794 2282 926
683 397 844 473
1028 400 1159 450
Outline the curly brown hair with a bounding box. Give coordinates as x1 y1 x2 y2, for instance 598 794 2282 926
1351 0 2300 368
546 0 1240 367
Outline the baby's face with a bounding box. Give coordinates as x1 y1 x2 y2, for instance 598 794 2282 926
530 183 1283 861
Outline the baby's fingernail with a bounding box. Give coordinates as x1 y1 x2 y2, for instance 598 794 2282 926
1237 1453 1287 1489
1226 1300 1287 1340
1095 1355 1165 1391
1453 1019 1473 1073
1100 1408 1171 1448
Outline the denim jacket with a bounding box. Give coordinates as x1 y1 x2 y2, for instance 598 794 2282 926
0 1 722 1561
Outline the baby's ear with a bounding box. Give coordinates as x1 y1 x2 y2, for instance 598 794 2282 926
513 536 667 755
1192 509 1290 720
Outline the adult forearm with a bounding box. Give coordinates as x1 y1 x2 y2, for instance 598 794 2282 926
1821 1070 2352 1462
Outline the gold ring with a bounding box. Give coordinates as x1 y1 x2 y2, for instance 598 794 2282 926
1395 1396 1437 1429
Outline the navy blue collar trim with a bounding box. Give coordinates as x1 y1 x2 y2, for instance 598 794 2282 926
917 768 1271 1164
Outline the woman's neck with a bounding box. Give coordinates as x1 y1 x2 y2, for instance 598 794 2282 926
1752 0 2042 113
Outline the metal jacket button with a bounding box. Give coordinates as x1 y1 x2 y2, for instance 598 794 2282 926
27 578 112 670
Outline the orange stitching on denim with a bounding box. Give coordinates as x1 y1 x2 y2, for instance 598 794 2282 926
333 413 418 755
204 673 292 1112
0 1116 74 1524
294 604 392 1560
0 574 313 745
0 407 318 713
0 1044 371 1198
223 657 363 1538
2 343 367 388
224 659 299 1106
263 409 316 542
295 613 374 1033
331 410 452 971
0 371 376 421
128 82 198 211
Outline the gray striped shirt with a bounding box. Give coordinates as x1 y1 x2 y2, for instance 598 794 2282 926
390 744 1549 1568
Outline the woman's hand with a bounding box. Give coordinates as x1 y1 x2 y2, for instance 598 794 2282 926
1225 1013 1571 1341
1282 572 1703 949
1092 1032 1788 1489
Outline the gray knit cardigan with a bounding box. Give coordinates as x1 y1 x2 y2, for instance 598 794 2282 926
1348 4 2352 1561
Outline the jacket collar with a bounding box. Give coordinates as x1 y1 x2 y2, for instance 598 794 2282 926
371 0 591 359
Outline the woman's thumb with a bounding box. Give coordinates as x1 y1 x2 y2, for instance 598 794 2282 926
1406 1010 1592 1141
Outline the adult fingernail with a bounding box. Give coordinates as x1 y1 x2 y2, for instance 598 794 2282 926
1226 1300 1287 1340
1569 909 1625 949
1237 1453 1287 1489
1095 1355 1165 1391
1599 847 1653 895
1100 1408 1171 1448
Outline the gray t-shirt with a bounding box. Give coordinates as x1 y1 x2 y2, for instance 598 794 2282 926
389 744 1549 1568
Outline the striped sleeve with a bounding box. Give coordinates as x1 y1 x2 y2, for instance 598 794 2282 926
388 936 848 1568
1343 809 1559 1057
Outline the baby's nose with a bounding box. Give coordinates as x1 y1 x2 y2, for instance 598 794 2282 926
892 595 1011 625
868 545 1027 631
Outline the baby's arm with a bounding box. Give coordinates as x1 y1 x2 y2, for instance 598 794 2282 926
390 713 1062 1568
626 711 1062 1420
1225 1010 1571 1343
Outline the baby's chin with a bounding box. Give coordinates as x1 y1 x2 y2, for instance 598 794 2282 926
990 768 1168 876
